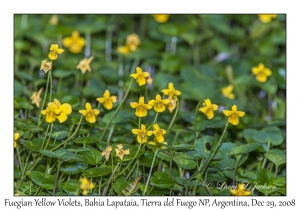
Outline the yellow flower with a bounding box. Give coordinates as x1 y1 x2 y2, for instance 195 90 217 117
258 14 277 23
148 94 169 113
49 15 58 25
230 183 251 196
79 177 95 195
14 133 19 148
126 33 140 51
115 144 130 160
30 88 43 108
222 85 235 99
53 99 72 123
101 146 112 161
132 124 153 144
48 44 64 60
161 83 181 100
167 97 177 113
199 99 218 120
223 105 245 125
96 90 117 110
130 96 152 117
130 67 149 86
79 102 100 123
41 102 61 123
62 31 86 53
117 46 131 55
117 33 140 55
252 63 272 83
152 14 170 23
40 60 52 73
152 124 166 143
76 56 94 74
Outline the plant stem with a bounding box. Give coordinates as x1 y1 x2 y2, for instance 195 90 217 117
143 150 158 195
40 123 51 150
37 71 51 125
261 140 271 169
106 124 115 144
49 70 53 102
99 78 133 142
138 117 141 129
192 120 229 195
51 117 83 151
152 112 159 125
44 123 54 150
16 145 23 175
102 162 120 196
52 161 62 195
232 155 241 186
167 99 180 133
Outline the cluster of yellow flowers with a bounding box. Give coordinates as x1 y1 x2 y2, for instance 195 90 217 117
117 33 140 55
79 177 95 195
199 98 245 125
41 99 72 123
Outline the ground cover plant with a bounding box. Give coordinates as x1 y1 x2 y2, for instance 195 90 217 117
14 14 286 196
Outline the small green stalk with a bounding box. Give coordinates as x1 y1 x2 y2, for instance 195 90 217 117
167 99 180 133
52 161 62 195
99 78 133 142
102 162 120 196
143 150 159 195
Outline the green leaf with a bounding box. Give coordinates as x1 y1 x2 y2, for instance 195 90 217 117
14 165 21 179
62 179 80 195
20 138 43 152
166 144 194 150
52 131 68 140
274 177 286 187
150 172 175 188
113 177 129 195
53 69 73 78
243 129 258 142
14 80 23 97
40 148 76 162
82 165 111 177
253 128 283 145
231 143 259 155
102 110 132 125
173 153 197 170
29 171 55 190
78 149 102 165
73 136 98 144
61 163 88 174
264 152 286 168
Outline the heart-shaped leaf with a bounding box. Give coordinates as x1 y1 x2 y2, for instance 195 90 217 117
62 179 80 195
61 163 88 174
29 171 55 190
231 143 259 155
40 148 76 162
150 172 175 188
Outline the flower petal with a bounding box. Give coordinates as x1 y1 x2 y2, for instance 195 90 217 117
85 102 92 111
132 129 141 135
236 111 245 117
60 103 72 115
223 110 233 116
130 102 138 108
56 113 67 123
93 109 100 116
79 110 88 116
86 114 96 123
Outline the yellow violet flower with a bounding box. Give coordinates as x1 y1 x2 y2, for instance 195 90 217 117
130 96 152 118
258 14 277 23
14 133 19 148
117 33 140 55
79 177 95 195
230 183 251 196
53 99 72 123
132 124 153 144
223 105 245 125
222 85 235 99
76 56 94 74
130 67 149 86
102 146 112 161
96 90 117 110
152 14 170 23
252 63 272 83
30 88 43 108
79 102 100 123
167 97 177 113
41 102 61 123
48 44 64 60
115 144 130 160
199 99 218 120
40 60 52 73
161 83 181 100
62 31 86 54
126 33 140 51
148 94 169 113
152 124 166 143
49 15 58 25
117 46 131 55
